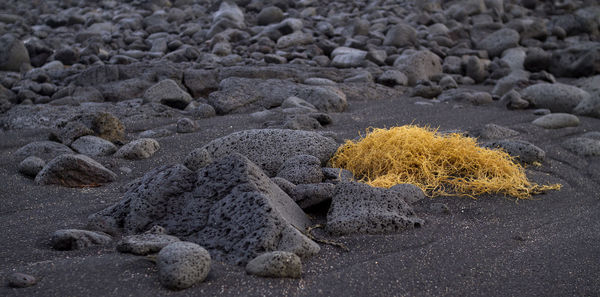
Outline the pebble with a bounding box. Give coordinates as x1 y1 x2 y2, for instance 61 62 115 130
115 138 160 160
532 113 580 129
7 272 37 288
158 242 211 290
245 251 302 278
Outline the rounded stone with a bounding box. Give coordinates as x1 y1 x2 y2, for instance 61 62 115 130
257 6 284 26
176 118 198 133
245 251 302 278
157 242 211 290
18 156 45 177
115 138 160 160
7 272 37 288
532 113 580 129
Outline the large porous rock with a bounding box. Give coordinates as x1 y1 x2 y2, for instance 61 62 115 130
117 233 181 255
393 50 442 86
521 83 591 113
477 28 520 58
157 242 211 290
14 141 74 162
200 129 338 176
71 136 117 156
0 34 31 71
326 182 423 235
89 155 320 265
245 251 302 278
143 79 193 109
50 122 93 146
482 140 545 164
115 138 160 160
276 155 324 185
50 229 112 250
35 154 117 187
549 42 600 78
208 77 347 114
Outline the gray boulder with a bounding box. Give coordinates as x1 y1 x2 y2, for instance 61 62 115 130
183 147 212 171
293 183 336 209
482 140 545 164
549 42 599 78
521 83 590 113
245 251 302 278
383 23 417 48
115 138 160 160
532 113 580 129
326 182 423 235
477 28 519 58
89 155 319 265
71 136 117 156
158 242 211 290
563 137 600 157
144 79 192 110
50 229 112 250
15 141 74 162
330 47 367 68
393 50 442 86
276 155 323 185
257 6 284 26
208 77 347 114
35 154 117 187
50 121 93 146
0 34 30 71
18 156 45 177
201 129 338 176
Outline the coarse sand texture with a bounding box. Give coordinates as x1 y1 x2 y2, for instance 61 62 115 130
330 126 561 199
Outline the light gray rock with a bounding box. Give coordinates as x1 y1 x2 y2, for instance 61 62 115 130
477 28 520 57
207 1 245 38
276 155 324 185
521 83 591 113
563 137 600 156
117 233 181 255
331 48 367 68
89 155 319 265
15 141 74 162
393 50 442 85
158 242 211 290
50 229 112 250
71 136 117 156
439 75 458 90
326 182 423 235
482 140 545 164
383 23 417 48
532 113 580 129
303 77 336 86
500 89 529 109
183 147 212 171
501 48 526 71
7 273 37 288
492 70 529 97
245 251 302 278
18 156 45 177
144 79 192 110
0 34 30 72
201 129 338 176
35 154 117 187
176 118 198 133
276 32 313 49
115 138 160 160
478 123 520 139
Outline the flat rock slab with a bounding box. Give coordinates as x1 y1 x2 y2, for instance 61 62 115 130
200 129 338 176
90 154 319 265
326 182 423 235
532 113 580 129
35 154 117 187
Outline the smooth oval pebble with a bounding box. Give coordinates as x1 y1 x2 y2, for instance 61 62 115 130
8 272 37 288
532 113 579 129
157 242 211 290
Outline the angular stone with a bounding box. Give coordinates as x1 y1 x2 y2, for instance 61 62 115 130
393 50 442 86
15 141 74 162
35 154 117 187
115 138 160 160
144 79 192 110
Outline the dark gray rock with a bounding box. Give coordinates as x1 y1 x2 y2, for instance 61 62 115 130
326 182 423 235
0 34 30 72
54 47 80 65
524 47 551 73
282 114 322 130
563 137 600 156
500 89 529 109
208 77 347 114
115 138 160 160
144 79 192 110
176 118 198 133
478 124 520 140
482 140 545 164
393 50 442 86
293 183 336 209
158 242 211 290
35 154 117 187
377 70 408 87
322 167 354 183
257 6 284 26
50 121 94 146
92 112 126 144
277 32 314 49
18 156 46 177
383 23 417 48
89 156 319 265
245 251 302 278
14 141 74 162
50 229 112 250
7 273 37 288
117 233 181 255
532 113 580 129
549 42 600 78
201 129 338 176
71 136 117 156
521 83 590 113
389 183 426 204
183 69 219 98
465 56 486 83
477 28 519 58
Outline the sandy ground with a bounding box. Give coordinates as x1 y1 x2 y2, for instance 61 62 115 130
1 86 599 296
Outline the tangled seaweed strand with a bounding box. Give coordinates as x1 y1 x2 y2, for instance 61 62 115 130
330 126 561 199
